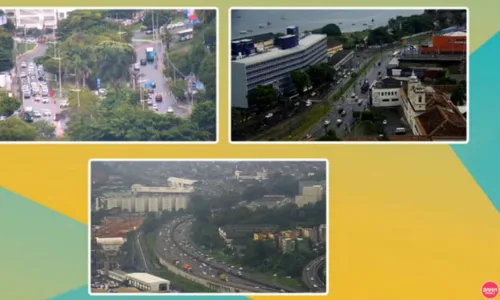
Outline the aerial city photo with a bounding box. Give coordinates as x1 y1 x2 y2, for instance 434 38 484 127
0 8 216 142
231 9 468 142
90 160 327 294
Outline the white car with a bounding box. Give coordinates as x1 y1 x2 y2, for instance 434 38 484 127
43 110 51 117
34 95 41 101
305 100 312 107
21 62 27 68
382 119 388 125
351 92 356 98
152 104 158 111
33 110 42 118
265 113 273 119
19 72 27 78
336 119 343 125
324 120 330 126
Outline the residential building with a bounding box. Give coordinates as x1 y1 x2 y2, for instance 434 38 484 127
219 224 278 243
121 197 134 212
281 230 294 238
234 170 268 181
281 238 296 254
135 197 147 213
148 198 159 212
126 273 170 292
161 197 174 211
370 77 403 107
420 31 467 55
295 185 323 207
232 27 328 108
2 8 73 29
174 197 189 210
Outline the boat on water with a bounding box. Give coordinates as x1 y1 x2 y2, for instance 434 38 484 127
339 22 342 24
240 30 247 34
267 21 271 25
280 17 285 20
259 24 265 28
352 23 355 25
236 15 241 18
372 18 374 22
247 29 253 33
363 23 367 26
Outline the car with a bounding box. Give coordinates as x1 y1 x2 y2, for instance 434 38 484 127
310 277 314 281
341 110 346 116
0 116 6 121
21 61 27 68
167 106 174 114
140 58 147 65
151 82 156 88
60 101 69 108
147 99 153 106
336 119 343 125
19 72 27 78
324 120 330 126
98 88 107 96
305 100 312 107
382 119 388 125
152 104 158 111
351 92 356 98
34 95 41 101
43 110 51 117
33 110 42 118
265 113 273 119
148 88 154 94
133 63 140 71
358 99 363 105
155 94 163 102
42 97 50 104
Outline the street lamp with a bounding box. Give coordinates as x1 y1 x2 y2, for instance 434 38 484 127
70 88 81 108
52 54 62 99
137 79 147 111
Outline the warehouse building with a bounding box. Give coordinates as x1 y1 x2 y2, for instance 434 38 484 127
126 273 170 292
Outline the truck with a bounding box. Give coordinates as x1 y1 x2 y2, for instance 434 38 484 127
219 274 229 282
146 47 155 62
182 264 192 272
361 80 370 93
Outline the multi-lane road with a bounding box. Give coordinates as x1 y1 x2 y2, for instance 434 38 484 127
307 52 393 139
15 44 66 136
155 217 277 292
154 216 308 293
302 255 326 292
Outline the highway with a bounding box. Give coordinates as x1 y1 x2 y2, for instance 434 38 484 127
302 255 326 292
307 52 393 139
155 217 279 293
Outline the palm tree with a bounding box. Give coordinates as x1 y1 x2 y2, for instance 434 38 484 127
161 30 174 50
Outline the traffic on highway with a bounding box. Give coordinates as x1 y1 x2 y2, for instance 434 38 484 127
155 216 289 293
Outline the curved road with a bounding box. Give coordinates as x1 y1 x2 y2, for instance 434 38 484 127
302 255 326 292
155 217 277 292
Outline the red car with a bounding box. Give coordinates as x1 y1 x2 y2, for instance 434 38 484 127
155 94 163 102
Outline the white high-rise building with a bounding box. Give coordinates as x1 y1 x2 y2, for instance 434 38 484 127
2 8 73 29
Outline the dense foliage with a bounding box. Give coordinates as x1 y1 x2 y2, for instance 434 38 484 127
0 10 15 72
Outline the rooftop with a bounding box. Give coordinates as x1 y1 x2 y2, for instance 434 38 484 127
127 273 170 285
131 184 194 194
232 32 275 43
327 50 352 66
373 77 402 89
177 28 193 34
95 237 125 245
167 177 198 185
233 34 327 66
441 31 467 37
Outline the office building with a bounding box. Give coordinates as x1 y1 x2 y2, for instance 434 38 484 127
232 26 328 108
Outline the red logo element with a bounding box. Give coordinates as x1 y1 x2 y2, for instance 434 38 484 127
482 282 499 299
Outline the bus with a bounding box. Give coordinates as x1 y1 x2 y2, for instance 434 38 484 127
392 50 400 57
145 47 155 62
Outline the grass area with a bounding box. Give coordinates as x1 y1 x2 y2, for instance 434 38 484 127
169 39 193 54
143 233 216 293
17 43 35 54
351 120 379 137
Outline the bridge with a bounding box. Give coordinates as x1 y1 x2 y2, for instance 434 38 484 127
302 255 326 293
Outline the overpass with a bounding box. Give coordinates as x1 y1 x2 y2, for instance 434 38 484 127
302 255 326 293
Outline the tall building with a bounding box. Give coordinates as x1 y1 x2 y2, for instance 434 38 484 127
148 198 159 212
174 196 189 211
319 224 326 243
232 28 328 109
295 185 323 207
135 197 147 213
161 197 174 211
121 197 133 212
2 8 73 29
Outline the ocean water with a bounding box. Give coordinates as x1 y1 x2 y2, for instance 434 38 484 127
231 9 424 39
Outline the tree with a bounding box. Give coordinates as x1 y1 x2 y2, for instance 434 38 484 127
0 94 21 116
32 120 56 140
198 54 216 100
160 30 174 49
320 23 342 36
317 130 341 141
242 184 268 202
142 10 173 30
0 31 14 72
190 100 216 140
94 41 136 89
0 117 39 141
290 71 311 95
170 79 186 100
307 64 334 87
450 80 466 106
247 86 279 115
